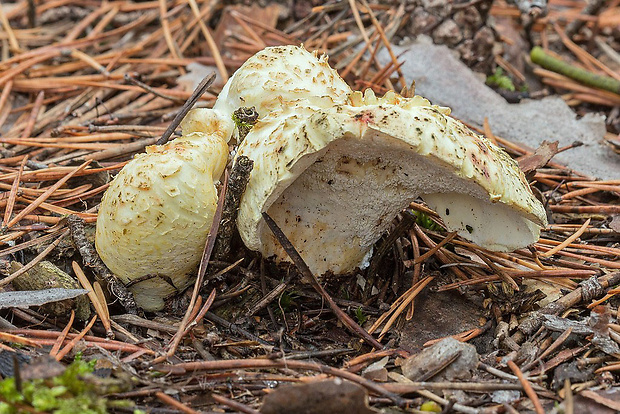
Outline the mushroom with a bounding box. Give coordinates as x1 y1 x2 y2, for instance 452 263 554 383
222 47 547 276
95 109 232 311
95 45 348 311
214 45 352 141
96 45 548 310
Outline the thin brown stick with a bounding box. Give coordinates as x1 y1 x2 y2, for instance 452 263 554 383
156 358 406 407
181 289 216 337
549 205 620 214
55 314 98 361
507 360 544 414
211 394 260 414
521 327 573 372
2 155 28 228
6 329 155 354
155 73 215 146
156 392 200 414
50 310 74 359
262 212 384 350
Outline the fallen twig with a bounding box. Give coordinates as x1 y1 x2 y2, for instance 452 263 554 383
262 212 384 350
531 46 620 95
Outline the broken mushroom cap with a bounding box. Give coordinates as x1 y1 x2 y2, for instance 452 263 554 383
214 45 352 122
234 88 548 276
95 109 232 311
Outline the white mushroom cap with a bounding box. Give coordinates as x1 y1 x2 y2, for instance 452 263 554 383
95 109 232 311
234 89 547 275
214 45 352 120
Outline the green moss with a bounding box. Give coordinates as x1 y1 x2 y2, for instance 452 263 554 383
0 355 137 414
486 68 516 92
277 291 299 313
232 107 259 141
408 210 444 232
355 307 367 325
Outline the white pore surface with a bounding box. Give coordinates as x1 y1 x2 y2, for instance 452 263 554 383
261 131 540 275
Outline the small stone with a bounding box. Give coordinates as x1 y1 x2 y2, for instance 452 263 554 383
421 0 452 18
453 8 483 39
409 7 439 36
401 337 479 381
432 20 463 47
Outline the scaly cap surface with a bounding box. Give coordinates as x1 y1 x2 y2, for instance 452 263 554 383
214 45 352 121
95 110 231 311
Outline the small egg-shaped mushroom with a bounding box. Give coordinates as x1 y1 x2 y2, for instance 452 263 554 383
95 109 232 311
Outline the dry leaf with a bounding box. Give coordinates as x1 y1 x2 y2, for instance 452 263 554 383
518 140 560 176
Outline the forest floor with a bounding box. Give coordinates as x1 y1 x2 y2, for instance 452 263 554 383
0 0 619 413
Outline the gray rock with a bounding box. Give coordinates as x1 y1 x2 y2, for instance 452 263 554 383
379 43 618 179
401 337 479 381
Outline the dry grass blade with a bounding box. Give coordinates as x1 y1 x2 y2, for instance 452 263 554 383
0 229 69 288
507 360 545 414
55 315 98 361
73 261 113 339
5 160 91 229
50 310 75 359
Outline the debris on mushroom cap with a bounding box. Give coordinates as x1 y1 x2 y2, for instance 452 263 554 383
95 109 231 311
232 86 548 276
214 45 352 123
